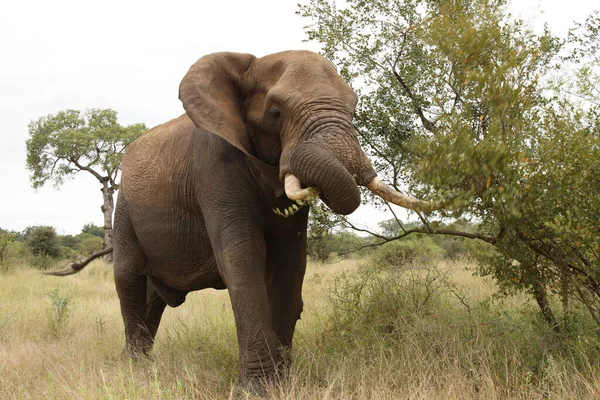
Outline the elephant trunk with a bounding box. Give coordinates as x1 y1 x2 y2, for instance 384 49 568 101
290 141 361 215
288 136 439 214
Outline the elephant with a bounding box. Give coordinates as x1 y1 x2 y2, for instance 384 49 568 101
111 50 436 395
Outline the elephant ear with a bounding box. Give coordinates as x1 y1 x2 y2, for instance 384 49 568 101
179 52 257 156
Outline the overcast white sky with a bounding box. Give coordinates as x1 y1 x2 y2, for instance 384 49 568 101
0 0 597 235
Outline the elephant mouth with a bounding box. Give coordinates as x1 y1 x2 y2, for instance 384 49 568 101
284 174 320 202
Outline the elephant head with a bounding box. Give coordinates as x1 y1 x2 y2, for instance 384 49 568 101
179 50 436 215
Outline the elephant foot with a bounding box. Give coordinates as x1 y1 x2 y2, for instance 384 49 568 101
276 346 293 378
231 377 271 399
121 342 153 361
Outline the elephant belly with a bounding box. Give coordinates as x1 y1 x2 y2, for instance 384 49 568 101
130 204 224 292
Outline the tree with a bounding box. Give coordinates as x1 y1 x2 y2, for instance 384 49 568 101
26 109 146 261
78 235 104 256
81 222 104 238
27 226 61 258
299 0 600 329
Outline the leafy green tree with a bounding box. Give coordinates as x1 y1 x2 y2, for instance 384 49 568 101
27 226 61 259
81 223 104 238
78 235 104 256
59 234 79 250
300 0 600 329
26 109 146 261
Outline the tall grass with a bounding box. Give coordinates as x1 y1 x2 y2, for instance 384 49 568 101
0 258 598 399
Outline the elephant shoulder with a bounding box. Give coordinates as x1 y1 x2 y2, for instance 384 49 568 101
121 114 197 201
126 114 196 157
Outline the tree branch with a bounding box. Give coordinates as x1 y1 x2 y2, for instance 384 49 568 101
390 67 437 133
386 202 407 234
70 158 107 182
339 219 498 257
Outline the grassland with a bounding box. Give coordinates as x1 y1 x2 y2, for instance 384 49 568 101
0 258 599 399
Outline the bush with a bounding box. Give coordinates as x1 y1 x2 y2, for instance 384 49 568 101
27 226 61 258
78 235 103 256
81 222 104 238
434 236 469 261
0 232 13 271
371 236 443 269
60 246 78 261
316 262 600 397
60 234 80 250
30 254 56 270
308 231 367 262
0 240 26 272
46 287 73 337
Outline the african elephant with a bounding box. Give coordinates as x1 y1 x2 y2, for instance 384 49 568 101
113 50 435 395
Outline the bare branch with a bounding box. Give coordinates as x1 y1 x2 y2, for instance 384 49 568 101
70 158 107 182
386 203 407 234
390 66 437 133
339 220 498 257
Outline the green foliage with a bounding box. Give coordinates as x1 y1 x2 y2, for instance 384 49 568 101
27 226 61 260
4 241 26 270
308 230 367 262
307 201 374 261
46 287 73 338
60 246 78 261
300 0 600 326
372 236 443 268
377 218 472 260
0 231 13 270
60 234 79 249
81 223 104 238
30 255 57 270
78 235 104 256
1 224 119 269
26 108 146 189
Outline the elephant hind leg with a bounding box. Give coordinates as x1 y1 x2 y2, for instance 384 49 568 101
115 272 152 356
115 274 169 356
144 279 168 348
114 197 155 356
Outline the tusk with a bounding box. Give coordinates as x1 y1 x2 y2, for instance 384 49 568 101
366 177 439 213
284 174 318 201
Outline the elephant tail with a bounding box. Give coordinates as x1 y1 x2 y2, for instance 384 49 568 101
44 247 114 276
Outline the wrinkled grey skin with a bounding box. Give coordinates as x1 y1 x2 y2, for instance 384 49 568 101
114 50 378 395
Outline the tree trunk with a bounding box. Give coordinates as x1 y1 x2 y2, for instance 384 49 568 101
100 181 115 263
531 278 560 333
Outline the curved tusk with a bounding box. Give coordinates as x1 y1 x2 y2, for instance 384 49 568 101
284 174 318 201
366 177 439 213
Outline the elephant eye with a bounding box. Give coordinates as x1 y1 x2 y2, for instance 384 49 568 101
268 107 282 123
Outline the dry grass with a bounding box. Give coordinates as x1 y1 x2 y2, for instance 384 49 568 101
0 258 598 399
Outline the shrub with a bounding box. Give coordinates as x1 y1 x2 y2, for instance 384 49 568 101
78 235 104 256
27 226 61 258
30 254 56 270
60 234 80 249
434 236 469 261
318 261 600 396
0 232 13 271
371 236 443 269
81 222 104 238
46 287 73 337
60 246 78 260
0 241 27 272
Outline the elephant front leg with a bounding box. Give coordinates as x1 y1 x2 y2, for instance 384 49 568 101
266 210 309 376
215 234 278 396
229 284 277 395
